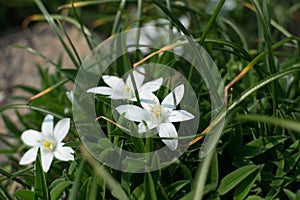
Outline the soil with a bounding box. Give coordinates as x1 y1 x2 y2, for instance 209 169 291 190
0 23 90 143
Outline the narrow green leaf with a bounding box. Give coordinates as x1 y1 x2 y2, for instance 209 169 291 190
217 165 260 195
59 69 78 81
0 182 13 200
193 148 215 200
233 168 260 200
238 114 300 134
130 184 145 200
1 114 22 135
14 190 35 200
69 160 85 200
240 136 288 158
34 0 81 69
144 173 157 200
50 181 72 200
165 180 190 198
35 155 49 200
283 189 296 200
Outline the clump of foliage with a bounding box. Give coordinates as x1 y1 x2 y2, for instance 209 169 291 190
0 0 300 199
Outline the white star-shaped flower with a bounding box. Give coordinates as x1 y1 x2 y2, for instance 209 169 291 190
116 84 194 151
19 114 74 172
87 67 163 100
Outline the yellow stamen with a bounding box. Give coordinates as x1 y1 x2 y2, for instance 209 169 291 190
44 141 51 148
125 87 131 93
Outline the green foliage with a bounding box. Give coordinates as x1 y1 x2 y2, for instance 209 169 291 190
1 0 300 199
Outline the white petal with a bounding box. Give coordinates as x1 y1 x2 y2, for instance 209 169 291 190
21 130 43 146
41 149 54 172
103 75 125 89
66 91 74 102
54 118 70 143
167 110 194 122
139 77 163 93
157 123 178 151
140 92 160 112
87 86 113 95
115 105 147 122
42 114 54 138
54 144 74 161
162 84 185 110
19 146 39 165
126 67 145 89
138 121 157 133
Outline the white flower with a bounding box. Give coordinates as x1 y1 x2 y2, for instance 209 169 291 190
116 84 194 151
87 67 163 101
19 114 74 172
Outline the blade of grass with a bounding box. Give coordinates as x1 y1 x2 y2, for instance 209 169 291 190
252 0 278 114
237 115 300 134
0 168 31 188
27 77 69 104
23 14 94 40
10 45 59 68
192 149 215 200
0 182 13 200
190 64 300 146
199 0 225 44
35 155 49 200
111 0 127 34
69 160 85 200
34 0 81 69
0 104 65 119
57 20 82 66
82 147 129 200
71 2 94 50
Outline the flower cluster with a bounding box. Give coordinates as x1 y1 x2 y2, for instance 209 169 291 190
87 67 194 151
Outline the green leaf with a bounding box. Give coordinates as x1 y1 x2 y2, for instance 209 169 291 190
1 114 22 135
245 195 264 200
165 180 190 198
238 115 300 135
0 182 13 200
283 189 296 200
240 136 288 158
14 190 35 200
144 173 157 200
59 69 78 81
35 155 49 200
50 181 72 200
130 184 145 200
233 168 260 200
69 160 85 200
217 165 260 195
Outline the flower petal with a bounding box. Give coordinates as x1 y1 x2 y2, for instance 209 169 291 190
162 84 184 110
126 67 145 89
54 118 70 143
19 146 39 165
87 86 113 95
138 121 157 133
157 123 178 151
40 149 54 172
54 143 74 161
167 110 194 122
103 75 125 89
21 130 43 146
115 105 147 122
139 77 163 93
42 114 54 138
140 92 160 112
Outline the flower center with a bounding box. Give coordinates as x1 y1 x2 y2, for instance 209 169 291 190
43 140 51 148
125 86 131 93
